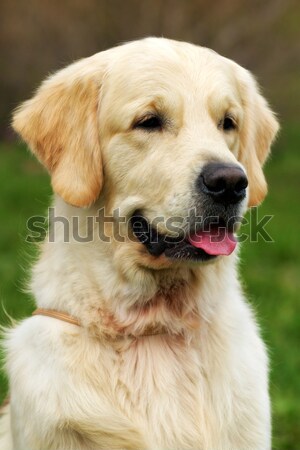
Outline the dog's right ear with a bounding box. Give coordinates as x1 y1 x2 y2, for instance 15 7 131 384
234 65 279 207
12 55 108 207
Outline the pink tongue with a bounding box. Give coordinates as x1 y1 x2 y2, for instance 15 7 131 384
188 228 237 256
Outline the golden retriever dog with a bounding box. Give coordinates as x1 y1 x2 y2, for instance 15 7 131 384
0 38 278 450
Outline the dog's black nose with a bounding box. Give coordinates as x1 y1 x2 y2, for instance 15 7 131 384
198 163 248 204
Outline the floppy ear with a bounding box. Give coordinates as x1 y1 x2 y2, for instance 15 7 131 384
12 56 106 207
237 68 279 207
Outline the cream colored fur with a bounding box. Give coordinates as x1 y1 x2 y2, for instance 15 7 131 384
0 38 279 450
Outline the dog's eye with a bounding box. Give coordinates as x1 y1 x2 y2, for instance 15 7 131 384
220 115 237 132
134 115 162 131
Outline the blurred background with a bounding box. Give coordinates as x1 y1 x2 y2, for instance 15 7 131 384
0 0 299 448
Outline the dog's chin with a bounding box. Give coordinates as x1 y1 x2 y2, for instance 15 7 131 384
130 212 236 264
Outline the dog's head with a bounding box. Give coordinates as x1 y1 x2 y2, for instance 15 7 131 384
13 38 279 265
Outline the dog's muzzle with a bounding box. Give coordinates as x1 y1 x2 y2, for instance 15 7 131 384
130 163 247 262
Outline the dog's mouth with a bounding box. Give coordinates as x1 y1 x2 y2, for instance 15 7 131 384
130 211 237 262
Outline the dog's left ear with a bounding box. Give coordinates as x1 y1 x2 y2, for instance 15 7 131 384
236 67 279 207
12 56 108 207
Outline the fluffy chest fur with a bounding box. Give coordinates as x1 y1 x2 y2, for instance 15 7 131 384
5 284 270 450
108 318 269 450
113 336 203 448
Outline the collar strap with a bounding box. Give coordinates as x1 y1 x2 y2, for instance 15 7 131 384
32 308 170 338
32 308 81 327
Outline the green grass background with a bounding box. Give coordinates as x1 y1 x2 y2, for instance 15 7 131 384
0 124 299 449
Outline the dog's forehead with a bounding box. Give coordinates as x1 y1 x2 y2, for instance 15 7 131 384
102 38 237 107
111 39 230 83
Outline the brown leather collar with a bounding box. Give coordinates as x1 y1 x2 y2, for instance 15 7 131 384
32 308 170 338
32 308 80 326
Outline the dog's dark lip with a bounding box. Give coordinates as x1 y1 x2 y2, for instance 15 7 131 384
163 240 217 262
130 212 218 262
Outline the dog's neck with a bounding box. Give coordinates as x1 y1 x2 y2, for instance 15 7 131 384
31 281 202 342
32 307 173 339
